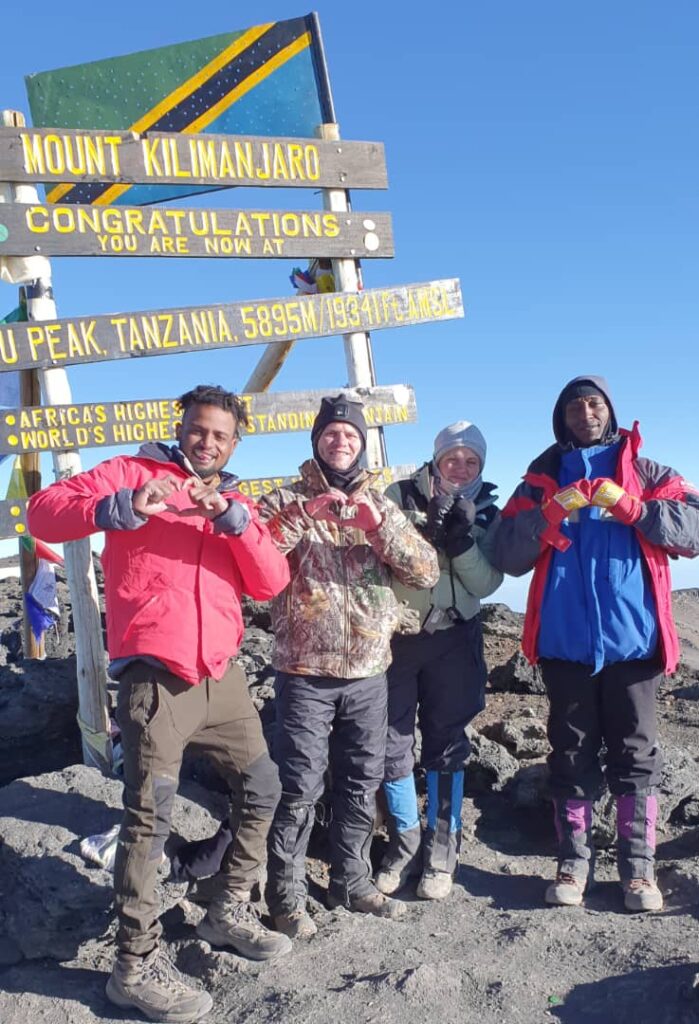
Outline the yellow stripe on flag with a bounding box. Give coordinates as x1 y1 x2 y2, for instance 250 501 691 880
47 22 274 204
92 32 312 207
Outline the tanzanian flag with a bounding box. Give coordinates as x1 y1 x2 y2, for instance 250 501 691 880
25 14 333 207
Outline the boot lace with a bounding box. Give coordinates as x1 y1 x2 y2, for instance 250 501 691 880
216 898 266 934
627 878 654 891
555 873 582 886
141 951 191 995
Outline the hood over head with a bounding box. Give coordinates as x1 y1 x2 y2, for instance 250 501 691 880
552 375 618 446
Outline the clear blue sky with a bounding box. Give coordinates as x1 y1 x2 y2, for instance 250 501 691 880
0 1 697 609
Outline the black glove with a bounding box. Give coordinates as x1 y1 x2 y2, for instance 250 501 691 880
424 493 455 547
451 497 477 527
444 498 476 558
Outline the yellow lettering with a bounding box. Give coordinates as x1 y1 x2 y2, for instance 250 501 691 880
26 206 49 233
0 327 18 365
20 133 45 175
142 137 163 177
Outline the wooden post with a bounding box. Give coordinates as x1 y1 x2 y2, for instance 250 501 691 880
317 122 387 469
0 109 111 773
243 339 295 394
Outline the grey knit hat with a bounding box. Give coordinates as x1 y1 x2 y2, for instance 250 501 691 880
433 421 486 469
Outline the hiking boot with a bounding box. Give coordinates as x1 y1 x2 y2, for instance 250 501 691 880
106 948 213 1023
623 878 663 912
327 888 406 919
196 895 292 960
545 872 586 907
416 870 453 901
273 907 318 939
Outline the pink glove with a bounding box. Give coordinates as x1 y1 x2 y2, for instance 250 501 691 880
590 478 642 525
542 480 592 525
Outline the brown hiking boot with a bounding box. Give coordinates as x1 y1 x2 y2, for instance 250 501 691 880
623 878 663 912
273 907 318 939
328 888 406 919
545 872 586 907
196 895 292 960
106 948 213 1023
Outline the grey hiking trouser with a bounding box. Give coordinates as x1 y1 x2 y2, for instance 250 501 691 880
541 656 662 799
114 660 281 957
266 671 387 915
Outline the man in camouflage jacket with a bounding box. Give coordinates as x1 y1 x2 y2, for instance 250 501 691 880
258 394 439 938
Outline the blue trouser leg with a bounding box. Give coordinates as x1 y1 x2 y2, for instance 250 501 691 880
423 769 464 874
378 775 422 879
383 775 419 832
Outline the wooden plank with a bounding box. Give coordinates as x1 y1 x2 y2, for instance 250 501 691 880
0 127 388 190
0 279 462 373
0 464 418 540
0 497 28 538
0 385 417 456
0 203 393 259
235 464 417 499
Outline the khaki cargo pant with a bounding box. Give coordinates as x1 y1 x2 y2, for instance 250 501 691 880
114 659 280 957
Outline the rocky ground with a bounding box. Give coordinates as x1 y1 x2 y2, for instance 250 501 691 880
1 568 699 1023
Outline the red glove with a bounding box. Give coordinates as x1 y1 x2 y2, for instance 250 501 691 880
590 478 642 525
542 480 592 525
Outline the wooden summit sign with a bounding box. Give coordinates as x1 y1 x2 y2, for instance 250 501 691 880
0 385 416 455
0 127 388 191
0 203 393 258
0 465 417 539
0 280 462 372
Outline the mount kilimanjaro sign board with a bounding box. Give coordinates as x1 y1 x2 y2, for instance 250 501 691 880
0 204 393 259
0 127 387 191
0 385 417 455
0 280 462 372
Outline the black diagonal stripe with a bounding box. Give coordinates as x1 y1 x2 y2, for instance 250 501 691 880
56 17 311 206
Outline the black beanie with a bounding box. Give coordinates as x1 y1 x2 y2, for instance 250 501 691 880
558 381 605 407
311 394 368 455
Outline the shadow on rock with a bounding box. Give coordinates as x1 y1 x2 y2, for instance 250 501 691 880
550 963 699 1024
0 777 119 831
0 961 117 1020
458 862 545 911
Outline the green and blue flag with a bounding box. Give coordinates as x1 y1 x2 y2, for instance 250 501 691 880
26 14 332 206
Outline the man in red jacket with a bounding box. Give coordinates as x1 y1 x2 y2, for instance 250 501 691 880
28 384 292 1024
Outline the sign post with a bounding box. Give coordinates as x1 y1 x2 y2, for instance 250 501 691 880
0 109 111 773
318 121 386 469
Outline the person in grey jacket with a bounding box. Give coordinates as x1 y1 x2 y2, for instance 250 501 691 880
376 421 503 900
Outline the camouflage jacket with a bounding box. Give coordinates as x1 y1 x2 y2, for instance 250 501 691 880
257 459 440 679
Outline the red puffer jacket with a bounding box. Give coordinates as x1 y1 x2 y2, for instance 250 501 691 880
27 453 290 685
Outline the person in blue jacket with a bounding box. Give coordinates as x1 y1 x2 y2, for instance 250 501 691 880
492 376 699 912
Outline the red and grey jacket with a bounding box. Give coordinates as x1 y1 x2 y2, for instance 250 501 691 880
492 423 699 674
27 445 290 685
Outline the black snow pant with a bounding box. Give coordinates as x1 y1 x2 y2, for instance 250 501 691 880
385 618 487 780
266 671 387 915
541 656 663 800
541 656 662 882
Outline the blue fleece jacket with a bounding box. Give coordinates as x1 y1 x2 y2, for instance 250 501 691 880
537 440 658 671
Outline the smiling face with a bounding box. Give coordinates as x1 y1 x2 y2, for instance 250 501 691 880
176 403 238 479
437 445 481 486
564 395 611 446
316 421 363 471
